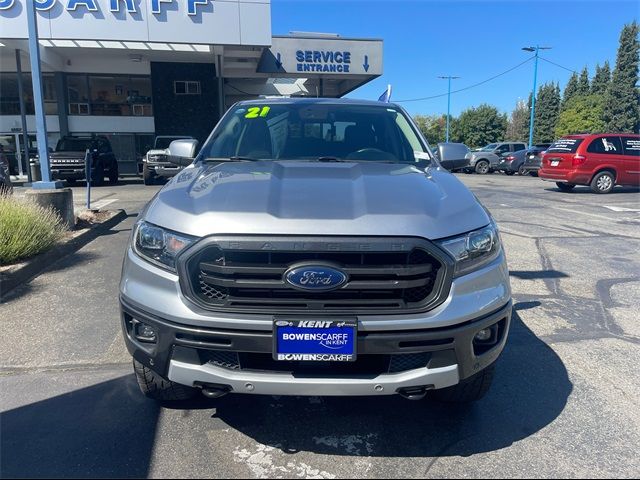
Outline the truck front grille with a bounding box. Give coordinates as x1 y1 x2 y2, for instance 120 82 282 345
178 237 452 315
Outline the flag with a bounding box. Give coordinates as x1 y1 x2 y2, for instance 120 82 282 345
378 84 392 103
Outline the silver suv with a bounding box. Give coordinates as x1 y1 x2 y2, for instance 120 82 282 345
120 99 512 404
466 142 527 174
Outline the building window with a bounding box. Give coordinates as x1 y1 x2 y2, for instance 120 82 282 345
0 72 58 115
67 74 90 116
66 74 153 117
174 80 201 95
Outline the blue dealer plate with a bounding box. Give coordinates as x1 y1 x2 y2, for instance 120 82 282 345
273 319 357 362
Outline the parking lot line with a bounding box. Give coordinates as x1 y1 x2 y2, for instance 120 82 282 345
84 199 118 210
602 206 640 212
552 206 636 221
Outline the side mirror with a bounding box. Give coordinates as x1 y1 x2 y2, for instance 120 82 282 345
167 139 199 167
437 144 469 171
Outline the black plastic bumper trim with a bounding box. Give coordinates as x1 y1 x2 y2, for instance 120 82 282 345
120 296 512 382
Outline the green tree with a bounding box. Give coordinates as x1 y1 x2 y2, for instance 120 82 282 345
591 61 611 95
562 72 580 107
413 114 447 145
506 99 530 141
555 95 606 137
603 21 640 132
533 82 562 143
452 104 507 148
577 66 591 96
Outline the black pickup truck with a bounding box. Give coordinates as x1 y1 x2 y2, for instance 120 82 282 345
49 136 119 186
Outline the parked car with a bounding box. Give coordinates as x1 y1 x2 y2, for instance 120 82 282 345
143 135 195 185
465 142 527 174
120 98 512 405
539 134 640 193
433 142 471 171
496 149 527 175
45 135 119 186
520 144 552 177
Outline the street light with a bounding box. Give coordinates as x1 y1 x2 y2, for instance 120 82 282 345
522 46 552 149
25 0 62 189
438 76 460 143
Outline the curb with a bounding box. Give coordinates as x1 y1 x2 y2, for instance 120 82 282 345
0 209 128 300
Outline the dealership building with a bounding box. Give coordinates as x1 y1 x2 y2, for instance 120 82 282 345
0 0 383 175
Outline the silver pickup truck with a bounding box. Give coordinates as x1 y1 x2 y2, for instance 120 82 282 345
120 99 512 404
466 142 527 174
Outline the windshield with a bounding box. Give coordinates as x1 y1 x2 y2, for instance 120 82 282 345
56 138 93 152
479 143 498 151
197 103 431 164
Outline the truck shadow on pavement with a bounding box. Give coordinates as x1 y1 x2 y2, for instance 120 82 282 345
0 305 571 476
0 374 160 479
199 306 572 458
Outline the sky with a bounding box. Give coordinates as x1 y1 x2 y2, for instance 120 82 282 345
271 0 639 117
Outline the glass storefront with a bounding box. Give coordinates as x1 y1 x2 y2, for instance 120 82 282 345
68 74 153 117
0 72 57 115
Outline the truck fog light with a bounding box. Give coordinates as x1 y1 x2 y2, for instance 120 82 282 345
474 328 493 343
135 322 157 343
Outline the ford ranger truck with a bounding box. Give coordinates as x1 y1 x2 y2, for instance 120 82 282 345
120 99 512 403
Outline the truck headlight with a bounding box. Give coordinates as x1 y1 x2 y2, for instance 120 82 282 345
436 222 502 277
133 221 195 272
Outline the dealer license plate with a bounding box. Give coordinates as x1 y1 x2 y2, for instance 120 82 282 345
273 319 357 362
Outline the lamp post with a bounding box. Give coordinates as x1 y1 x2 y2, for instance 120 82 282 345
438 76 460 143
522 46 552 149
25 0 62 189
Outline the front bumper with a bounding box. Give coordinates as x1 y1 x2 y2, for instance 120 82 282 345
147 163 183 178
120 296 511 396
51 167 85 180
120 242 512 397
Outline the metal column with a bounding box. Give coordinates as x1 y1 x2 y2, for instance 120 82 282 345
25 0 62 189
15 49 29 179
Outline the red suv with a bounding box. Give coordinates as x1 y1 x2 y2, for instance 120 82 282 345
539 134 640 193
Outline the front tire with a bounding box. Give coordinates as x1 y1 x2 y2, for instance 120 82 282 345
590 171 615 194
432 364 496 403
475 160 490 174
108 163 119 185
142 164 156 186
133 359 197 401
518 166 527 176
90 163 105 186
556 182 576 192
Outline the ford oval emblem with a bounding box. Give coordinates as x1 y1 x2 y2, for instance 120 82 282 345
284 264 348 291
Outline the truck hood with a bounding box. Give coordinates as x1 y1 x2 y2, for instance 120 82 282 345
147 149 169 156
144 161 490 240
50 151 86 159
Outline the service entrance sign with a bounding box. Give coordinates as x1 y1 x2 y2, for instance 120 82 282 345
258 36 383 77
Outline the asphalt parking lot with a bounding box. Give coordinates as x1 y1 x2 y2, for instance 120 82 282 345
1 173 639 478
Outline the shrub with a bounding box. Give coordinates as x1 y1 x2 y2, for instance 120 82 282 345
0 196 65 266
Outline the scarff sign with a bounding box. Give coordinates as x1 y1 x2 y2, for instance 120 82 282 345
0 0 271 46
